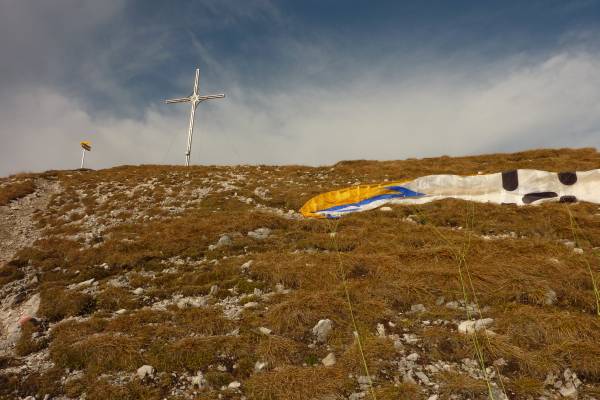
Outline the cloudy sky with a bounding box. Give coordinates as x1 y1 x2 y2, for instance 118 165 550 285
2 1 600 175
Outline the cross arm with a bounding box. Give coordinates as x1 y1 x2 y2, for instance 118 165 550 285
165 97 191 104
198 94 225 102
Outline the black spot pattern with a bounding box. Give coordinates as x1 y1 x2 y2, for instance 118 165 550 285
502 170 518 191
522 192 558 204
559 195 577 203
558 172 577 185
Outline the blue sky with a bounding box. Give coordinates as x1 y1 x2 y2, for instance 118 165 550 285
2 0 600 175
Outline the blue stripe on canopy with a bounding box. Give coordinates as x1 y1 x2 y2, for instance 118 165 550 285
320 186 424 213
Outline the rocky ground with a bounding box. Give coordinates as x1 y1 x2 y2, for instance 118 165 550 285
0 149 600 399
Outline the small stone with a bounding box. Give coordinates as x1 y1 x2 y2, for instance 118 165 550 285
210 285 219 295
544 372 557 386
559 383 577 398
137 365 155 380
69 278 95 290
544 289 557 305
321 352 336 367
191 371 206 388
312 319 333 343
349 393 366 400
445 301 460 309
258 326 272 335
554 380 564 389
254 361 268 372
458 318 494 334
228 381 241 389
241 260 253 271
402 333 419 344
493 358 507 367
427 395 439 400
133 287 144 295
573 248 584 254
243 302 259 309
217 235 232 247
376 323 385 337
490 385 508 400
415 371 430 385
247 228 271 240
392 337 404 351
379 206 392 212
115 308 127 315
217 364 227 372
410 304 426 313
406 352 419 362
402 371 416 384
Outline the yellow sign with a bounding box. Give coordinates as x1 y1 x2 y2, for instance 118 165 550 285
80 141 92 151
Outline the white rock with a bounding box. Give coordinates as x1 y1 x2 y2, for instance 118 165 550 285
177 297 206 309
427 395 439 400
406 352 420 362
349 393 366 400
216 235 233 247
410 304 426 313
210 285 219 295
445 301 460 309
321 352 336 367
258 326 272 335
228 381 241 389
544 289 557 305
402 333 419 344
458 318 494 334
559 384 578 398
217 364 227 372
376 323 386 337
402 371 416 384
312 319 333 343
243 301 259 309
133 287 144 295
68 278 95 290
415 371 430 385
241 260 253 271
248 228 271 240
115 308 127 315
191 371 206 388
254 361 268 372
136 365 155 380
544 372 557 386
379 206 392 212
573 248 584 254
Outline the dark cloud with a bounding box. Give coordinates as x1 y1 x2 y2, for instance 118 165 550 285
1 1 600 176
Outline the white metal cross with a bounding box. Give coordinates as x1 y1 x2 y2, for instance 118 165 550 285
165 68 225 166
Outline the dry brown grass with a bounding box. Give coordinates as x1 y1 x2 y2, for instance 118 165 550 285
0 177 35 206
3 148 600 398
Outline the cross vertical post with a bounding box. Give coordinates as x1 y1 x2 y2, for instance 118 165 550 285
165 68 225 166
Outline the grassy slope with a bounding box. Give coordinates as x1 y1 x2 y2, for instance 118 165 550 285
1 147 600 399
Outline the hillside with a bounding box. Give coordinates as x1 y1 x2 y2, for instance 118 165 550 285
1 148 600 400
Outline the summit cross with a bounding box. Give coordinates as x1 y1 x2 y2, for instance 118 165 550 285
165 68 225 166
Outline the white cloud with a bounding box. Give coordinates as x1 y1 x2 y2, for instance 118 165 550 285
2 49 600 176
